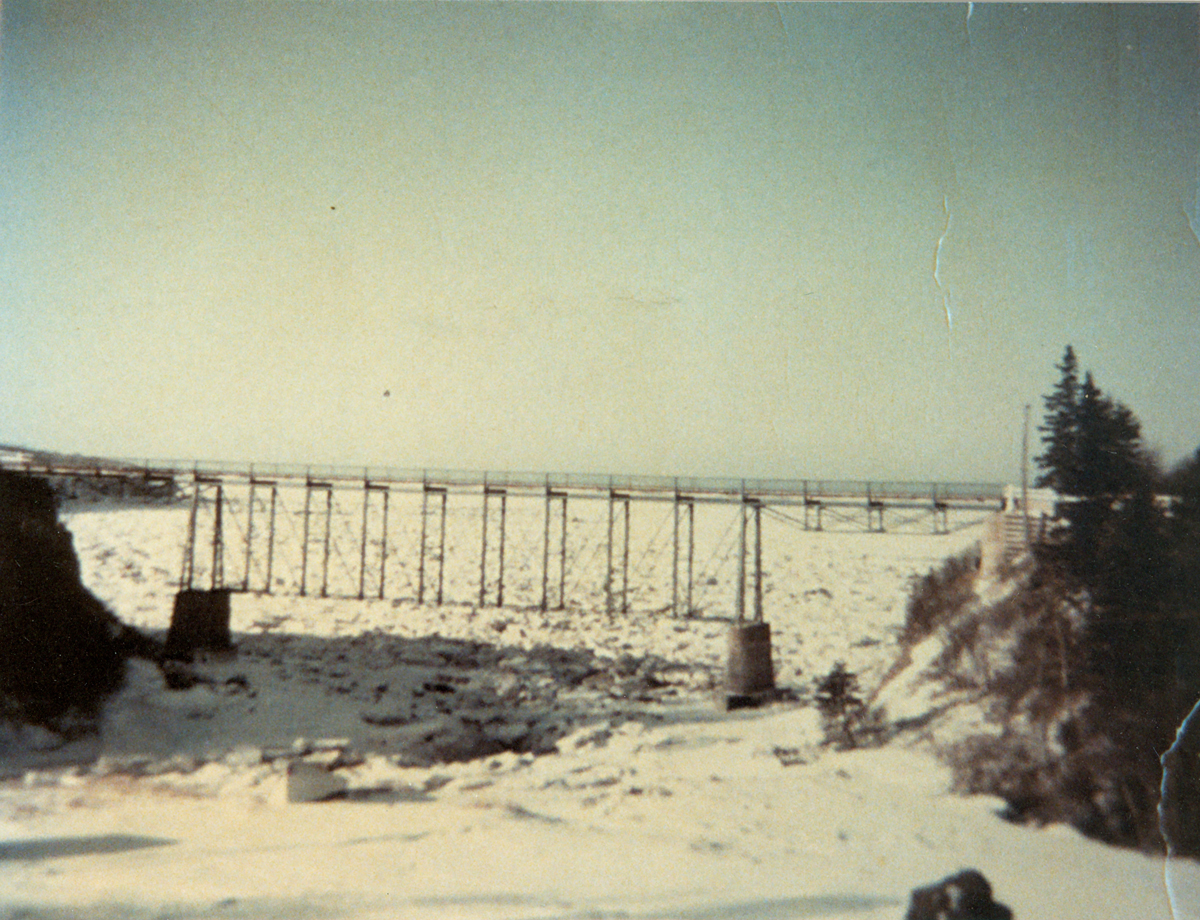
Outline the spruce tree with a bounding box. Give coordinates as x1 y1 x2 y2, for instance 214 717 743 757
1033 349 1157 599
1035 347 1146 508
963 349 1200 851
1073 372 1144 502
1035 345 1081 494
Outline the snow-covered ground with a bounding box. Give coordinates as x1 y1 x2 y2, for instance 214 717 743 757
0 499 1192 919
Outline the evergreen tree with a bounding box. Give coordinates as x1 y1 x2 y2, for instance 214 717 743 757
1035 345 1081 494
1073 372 1145 502
1037 347 1146 501
1034 351 1184 777
1053 372 1148 583
955 350 1200 852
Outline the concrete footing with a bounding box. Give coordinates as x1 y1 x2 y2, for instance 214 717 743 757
165 589 233 660
725 621 775 707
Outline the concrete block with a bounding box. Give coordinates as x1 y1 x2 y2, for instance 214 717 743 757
726 621 775 701
286 761 348 803
165 590 232 661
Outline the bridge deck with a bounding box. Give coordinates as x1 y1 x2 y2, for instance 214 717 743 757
0 454 1005 511
3 451 1004 617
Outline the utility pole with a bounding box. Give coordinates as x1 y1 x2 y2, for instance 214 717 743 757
1022 403 1031 546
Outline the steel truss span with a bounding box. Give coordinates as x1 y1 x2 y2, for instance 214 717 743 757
2 454 1004 618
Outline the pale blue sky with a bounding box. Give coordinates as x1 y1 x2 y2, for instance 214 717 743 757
2 2 1198 482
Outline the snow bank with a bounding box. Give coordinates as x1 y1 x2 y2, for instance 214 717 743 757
0 502 1184 918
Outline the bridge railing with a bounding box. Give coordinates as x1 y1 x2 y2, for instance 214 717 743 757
0 451 1006 505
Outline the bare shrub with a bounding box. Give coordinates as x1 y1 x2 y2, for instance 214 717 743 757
927 560 1183 853
814 662 887 749
901 547 980 647
948 715 1167 853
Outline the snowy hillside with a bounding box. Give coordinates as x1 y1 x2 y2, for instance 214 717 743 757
0 499 1192 919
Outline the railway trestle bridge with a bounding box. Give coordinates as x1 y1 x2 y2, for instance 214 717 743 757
4 455 1006 622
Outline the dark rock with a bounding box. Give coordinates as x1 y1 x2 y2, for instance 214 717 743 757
0 472 156 726
396 722 514 766
905 870 1013 920
614 653 640 676
161 660 205 691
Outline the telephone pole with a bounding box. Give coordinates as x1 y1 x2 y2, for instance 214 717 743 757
1022 403 1031 546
